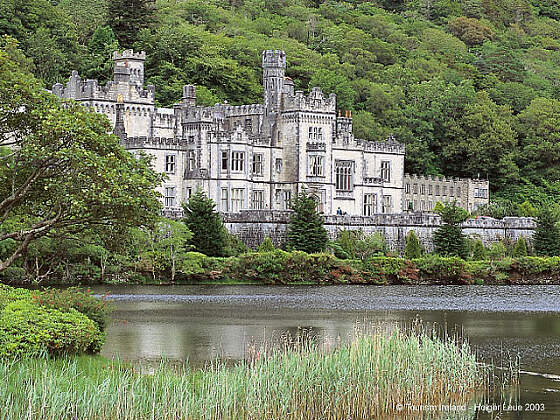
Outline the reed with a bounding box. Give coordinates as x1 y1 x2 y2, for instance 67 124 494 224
0 328 488 420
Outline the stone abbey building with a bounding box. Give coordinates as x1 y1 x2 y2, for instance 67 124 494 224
52 49 487 216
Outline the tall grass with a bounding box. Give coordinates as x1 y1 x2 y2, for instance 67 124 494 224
0 328 488 420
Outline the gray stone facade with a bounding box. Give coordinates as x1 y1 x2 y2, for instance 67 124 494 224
403 174 489 213
224 210 535 251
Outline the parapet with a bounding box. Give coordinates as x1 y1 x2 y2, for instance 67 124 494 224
282 88 336 113
112 49 146 61
262 50 286 69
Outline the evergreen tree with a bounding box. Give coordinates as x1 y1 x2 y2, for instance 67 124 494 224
287 191 328 253
182 191 228 257
533 207 560 256
258 237 276 252
471 239 487 260
513 236 528 257
404 230 423 259
433 201 469 258
107 0 155 48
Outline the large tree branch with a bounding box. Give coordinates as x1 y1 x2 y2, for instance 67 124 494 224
0 158 54 221
0 232 34 273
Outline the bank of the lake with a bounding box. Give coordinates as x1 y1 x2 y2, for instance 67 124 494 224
5 252 560 287
107 252 560 286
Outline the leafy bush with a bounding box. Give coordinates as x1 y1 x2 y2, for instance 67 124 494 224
31 287 111 332
0 301 103 358
404 230 423 259
257 237 276 253
0 284 32 311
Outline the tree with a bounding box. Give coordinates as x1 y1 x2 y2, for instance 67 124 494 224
533 206 560 256
448 17 493 46
513 236 528 257
0 40 163 273
287 190 328 253
258 237 276 252
107 0 155 48
404 230 423 259
471 239 486 260
182 190 228 257
433 201 469 258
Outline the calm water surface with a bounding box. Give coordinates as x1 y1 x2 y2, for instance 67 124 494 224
92 284 560 419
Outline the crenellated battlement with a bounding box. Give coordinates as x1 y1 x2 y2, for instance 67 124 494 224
122 136 185 148
112 49 146 61
262 50 286 68
282 87 337 113
332 134 405 155
404 173 488 185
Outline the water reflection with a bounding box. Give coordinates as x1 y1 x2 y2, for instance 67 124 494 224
93 284 560 419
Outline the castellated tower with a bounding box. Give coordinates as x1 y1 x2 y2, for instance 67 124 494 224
112 50 146 86
262 50 286 116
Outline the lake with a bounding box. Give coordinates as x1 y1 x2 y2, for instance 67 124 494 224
92 284 560 419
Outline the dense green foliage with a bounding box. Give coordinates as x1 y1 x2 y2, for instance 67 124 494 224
3 0 560 204
513 236 529 257
433 202 469 258
182 191 229 257
0 285 108 358
151 251 560 286
287 191 329 253
533 206 560 256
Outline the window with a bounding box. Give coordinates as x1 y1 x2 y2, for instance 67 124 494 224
381 161 391 182
309 155 324 177
282 190 291 210
275 158 282 173
450 186 454 196
382 195 392 214
187 151 196 172
188 135 195 143
185 187 192 202
277 189 291 209
232 152 245 172
252 154 263 176
221 188 229 211
421 184 426 195
221 151 228 171
308 126 323 141
231 188 245 212
405 183 410 194
165 154 176 174
164 186 176 207
457 187 461 196
421 200 425 211
245 118 252 133
429 185 433 195
363 194 376 216
252 190 264 209
413 183 418 194
435 185 440 195
335 160 354 191
443 186 447 195
474 188 480 198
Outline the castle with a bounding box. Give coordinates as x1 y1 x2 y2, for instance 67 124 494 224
52 49 487 216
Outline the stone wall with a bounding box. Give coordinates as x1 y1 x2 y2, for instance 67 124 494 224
223 210 536 251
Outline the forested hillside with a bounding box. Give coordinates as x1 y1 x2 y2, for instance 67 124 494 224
2 0 560 209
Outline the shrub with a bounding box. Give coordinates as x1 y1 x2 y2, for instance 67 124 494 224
513 237 528 258
31 287 111 332
404 230 423 259
257 237 276 253
471 239 487 260
0 284 32 310
0 301 104 358
487 241 507 261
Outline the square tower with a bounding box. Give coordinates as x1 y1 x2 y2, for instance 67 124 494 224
112 49 146 86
